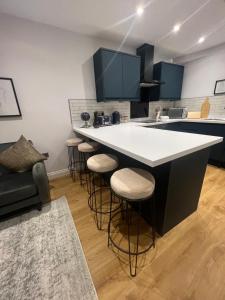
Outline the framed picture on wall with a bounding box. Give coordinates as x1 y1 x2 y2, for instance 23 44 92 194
214 79 225 95
0 77 22 117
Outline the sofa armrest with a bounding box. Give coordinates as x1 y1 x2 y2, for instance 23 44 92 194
32 162 50 204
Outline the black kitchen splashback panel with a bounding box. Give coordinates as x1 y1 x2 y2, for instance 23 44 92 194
130 101 149 119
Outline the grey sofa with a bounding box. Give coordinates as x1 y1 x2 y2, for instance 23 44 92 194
0 142 50 218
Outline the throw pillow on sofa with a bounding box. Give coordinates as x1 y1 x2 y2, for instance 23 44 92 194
0 135 46 172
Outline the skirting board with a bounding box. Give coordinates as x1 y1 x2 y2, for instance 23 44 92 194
48 168 69 180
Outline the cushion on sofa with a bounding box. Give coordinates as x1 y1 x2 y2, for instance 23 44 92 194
0 143 14 176
0 135 46 172
0 172 38 206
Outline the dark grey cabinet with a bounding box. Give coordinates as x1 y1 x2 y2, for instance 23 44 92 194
150 62 184 101
151 122 225 166
93 48 140 101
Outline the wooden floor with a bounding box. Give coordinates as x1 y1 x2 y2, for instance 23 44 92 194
50 165 225 300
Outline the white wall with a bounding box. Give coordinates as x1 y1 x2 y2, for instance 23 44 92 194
0 14 135 173
179 45 225 99
0 14 172 174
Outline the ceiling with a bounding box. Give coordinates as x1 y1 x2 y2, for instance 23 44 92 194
0 0 225 58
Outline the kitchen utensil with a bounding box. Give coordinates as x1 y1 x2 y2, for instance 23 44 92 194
201 97 210 118
187 112 201 119
160 116 169 122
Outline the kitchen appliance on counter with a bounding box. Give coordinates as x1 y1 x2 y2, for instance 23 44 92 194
80 112 91 128
112 111 120 124
93 111 104 128
93 111 112 128
168 108 187 119
103 115 111 126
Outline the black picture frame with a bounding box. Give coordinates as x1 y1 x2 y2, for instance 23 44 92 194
0 77 22 117
214 79 225 95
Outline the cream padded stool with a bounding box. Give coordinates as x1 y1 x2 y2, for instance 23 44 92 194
87 154 119 230
108 168 155 277
87 154 118 173
110 168 155 200
78 141 100 153
66 138 83 147
78 141 100 192
66 137 83 181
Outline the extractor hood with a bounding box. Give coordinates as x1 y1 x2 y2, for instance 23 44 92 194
136 43 162 88
139 81 161 87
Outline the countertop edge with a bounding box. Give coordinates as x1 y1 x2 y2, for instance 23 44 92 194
74 126 223 167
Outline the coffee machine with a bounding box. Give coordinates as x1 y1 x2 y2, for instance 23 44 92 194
93 111 113 127
93 111 104 128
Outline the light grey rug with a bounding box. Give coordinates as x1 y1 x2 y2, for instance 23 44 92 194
0 197 98 300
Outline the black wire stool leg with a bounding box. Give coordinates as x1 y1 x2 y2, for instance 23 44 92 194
71 147 76 181
108 189 113 247
151 196 156 248
68 146 73 177
88 171 93 208
99 174 103 230
79 151 83 186
127 201 133 276
84 153 90 194
92 173 101 230
134 203 141 277
127 202 141 277
79 151 89 191
107 193 156 277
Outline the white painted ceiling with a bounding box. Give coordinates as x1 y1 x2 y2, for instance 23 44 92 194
0 0 225 58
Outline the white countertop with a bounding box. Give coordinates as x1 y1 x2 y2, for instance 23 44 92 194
183 118 225 124
74 123 223 167
129 118 225 127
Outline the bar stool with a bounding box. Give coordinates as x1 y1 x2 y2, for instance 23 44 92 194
87 153 120 230
78 141 100 192
108 168 155 277
66 138 83 181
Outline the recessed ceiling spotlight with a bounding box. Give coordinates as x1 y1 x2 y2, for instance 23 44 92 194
173 24 181 33
198 36 205 44
137 7 144 16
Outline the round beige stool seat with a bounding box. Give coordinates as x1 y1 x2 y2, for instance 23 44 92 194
87 154 118 173
66 138 83 147
78 141 100 153
111 168 155 201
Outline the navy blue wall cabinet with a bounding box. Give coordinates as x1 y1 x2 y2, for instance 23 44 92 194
122 54 140 100
93 48 140 101
150 62 184 101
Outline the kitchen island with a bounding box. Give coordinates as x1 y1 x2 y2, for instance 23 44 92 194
74 124 223 235
147 120 225 167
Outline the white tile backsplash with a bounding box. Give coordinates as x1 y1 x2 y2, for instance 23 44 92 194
175 95 225 118
149 101 174 118
69 96 225 126
69 99 130 125
69 98 176 125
